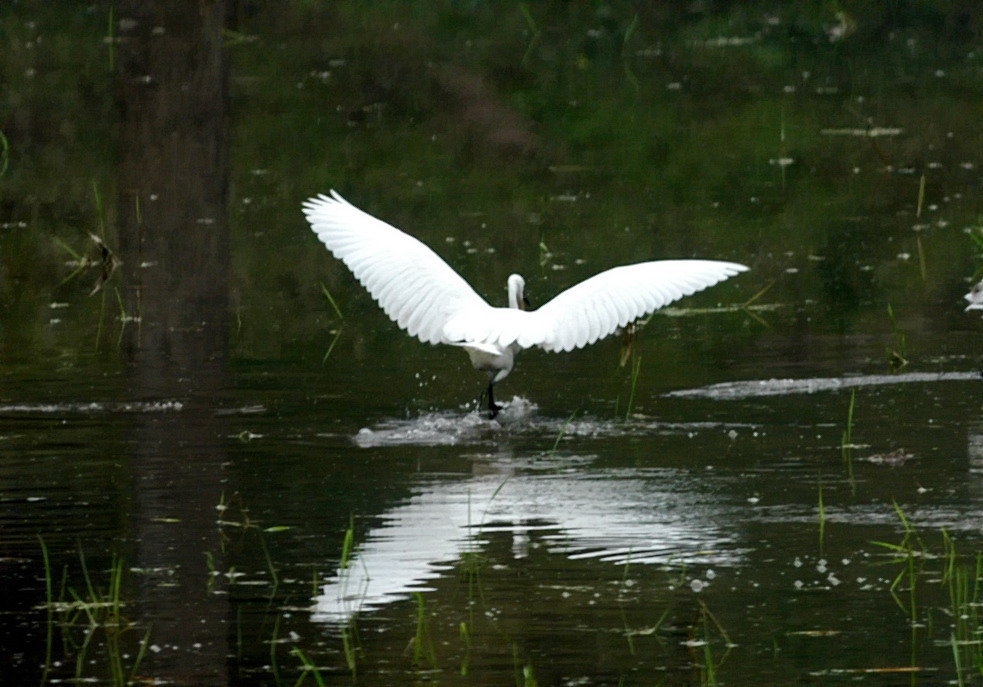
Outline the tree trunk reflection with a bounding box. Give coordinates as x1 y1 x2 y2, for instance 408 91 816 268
116 2 230 684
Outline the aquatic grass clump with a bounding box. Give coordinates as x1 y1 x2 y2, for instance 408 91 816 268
38 538 152 686
866 506 983 681
871 502 925 621
210 491 288 595
940 532 983 684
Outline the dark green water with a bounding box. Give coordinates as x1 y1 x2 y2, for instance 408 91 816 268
1 2 981 685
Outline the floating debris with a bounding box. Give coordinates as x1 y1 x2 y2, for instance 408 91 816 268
694 35 760 48
864 450 915 467
811 667 933 676
820 127 903 138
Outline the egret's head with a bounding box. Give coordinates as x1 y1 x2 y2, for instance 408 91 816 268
507 274 528 310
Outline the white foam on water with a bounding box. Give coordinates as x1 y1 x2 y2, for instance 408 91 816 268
0 400 186 414
0 401 272 416
666 370 981 400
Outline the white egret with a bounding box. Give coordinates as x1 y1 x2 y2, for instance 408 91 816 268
966 280 983 311
303 191 748 416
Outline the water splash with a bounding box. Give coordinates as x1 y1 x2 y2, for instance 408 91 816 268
352 396 756 448
353 396 538 447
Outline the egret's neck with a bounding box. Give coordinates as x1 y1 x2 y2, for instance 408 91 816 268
507 274 525 310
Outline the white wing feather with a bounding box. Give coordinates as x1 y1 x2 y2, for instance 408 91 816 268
529 261 749 352
304 191 748 352
302 191 493 345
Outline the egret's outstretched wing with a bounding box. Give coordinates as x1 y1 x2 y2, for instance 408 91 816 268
302 191 492 344
529 260 749 352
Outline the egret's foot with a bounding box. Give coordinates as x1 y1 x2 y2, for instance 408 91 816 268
483 382 503 419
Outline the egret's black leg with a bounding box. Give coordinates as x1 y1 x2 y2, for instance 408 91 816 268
487 382 502 418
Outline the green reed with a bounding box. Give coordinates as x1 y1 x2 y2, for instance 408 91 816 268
549 409 577 454
914 174 928 280
697 600 730 686
321 327 344 363
840 389 856 493
817 472 826 556
341 622 358 678
459 620 472 675
270 614 282 684
0 129 9 177
969 221 983 278
105 6 116 72
340 514 355 570
319 282 344 320
412 592 437 668
512 642 539 687
886 303 909 370
39 536 54 682
624 354 643 420
291 645 327 687
519 4 542 69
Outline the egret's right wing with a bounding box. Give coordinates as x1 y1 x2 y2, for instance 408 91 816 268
303 191 492 344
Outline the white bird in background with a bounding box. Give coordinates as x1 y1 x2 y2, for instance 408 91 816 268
303 191 748 416
966 280 983 312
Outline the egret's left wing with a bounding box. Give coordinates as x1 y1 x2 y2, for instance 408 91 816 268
528 260 749 352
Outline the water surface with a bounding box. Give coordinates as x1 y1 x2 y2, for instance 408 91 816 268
1 2 981 685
